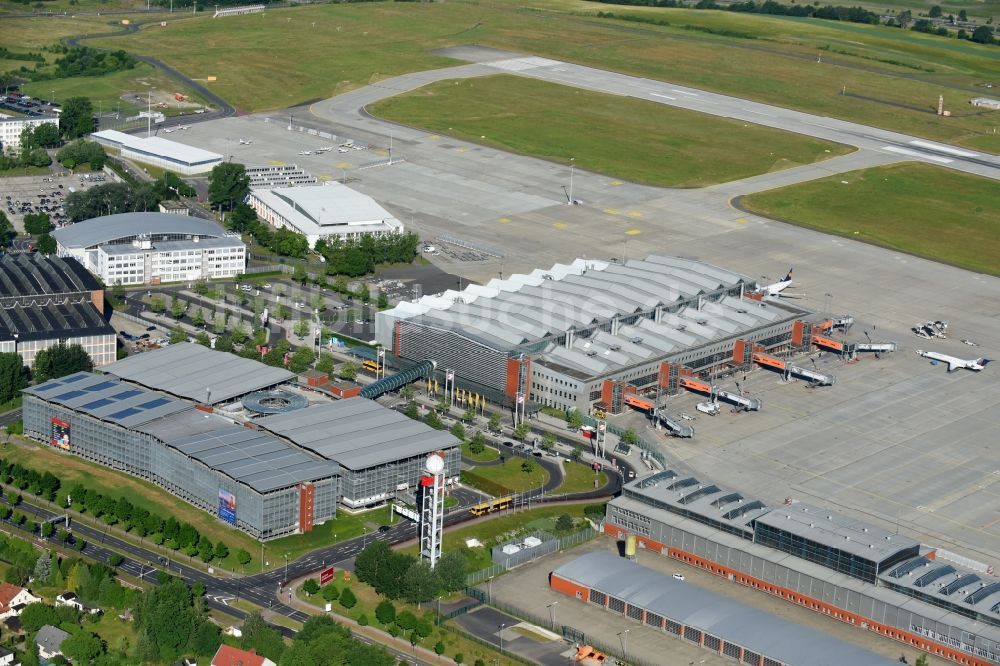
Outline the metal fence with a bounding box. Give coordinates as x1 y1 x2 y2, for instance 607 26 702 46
491 530 560 567
581 414 667 467
465 527 597 586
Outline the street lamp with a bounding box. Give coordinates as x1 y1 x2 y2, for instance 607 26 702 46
284 553 289 584
499 624 506 653
547 601 559 629
617 629 630 660
568 158 575 205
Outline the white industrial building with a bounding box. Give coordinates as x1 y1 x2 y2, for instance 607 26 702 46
247 183 403 248
0 115 59 155
53 212 245 286
91 129 223 175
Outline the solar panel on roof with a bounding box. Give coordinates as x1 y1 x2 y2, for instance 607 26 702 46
107 407 142 420
679 485 721 505
964 582 1000 605
137 397 172 410
914 565 955 588
667 477 699 491
81 398 116 410
82 380 118 392
54 389 86 400
723 500 766 521
940 574 980 596
711 492 743 508
59 374 89 383
636 470 677 488
887 557 929 579
110 389 143 400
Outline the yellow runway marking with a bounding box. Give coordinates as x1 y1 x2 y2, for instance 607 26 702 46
603 208 621 216
334 162 351 169
427 134 440 140
553 222 569 229
735 217 748 224
610 180 623 187
456 147 469 153
626 229 642 235
627 210 643 218
498 217 511 224
269 160 286 166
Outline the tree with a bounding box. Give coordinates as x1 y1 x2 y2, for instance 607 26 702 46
541 432 556 451
556 513 574 532
462 406 475 422
395 610 416 632
425 410 444 430
321 584 339 602
338 586 357 611
375 599 396 626
288 346 315 373
376 290 388 310
169 327 187 344
959 9 968 20
149 295 166 313
0 352 27 404
468 431 486 455
521 458 536 474
32 553 51 584
566 409 584 430
450 421 465 441
208 162 250 212
61 631 104 663
237 548 252 569
20 602 59 633
192 308 206 328
928 4 942 17
404 401 420 420
293 318 311 338
621 429 639 446
338 361 358 381
41 521 54 538
170 297 186 319
302 578 320 595
316 352 335 374
488 412 502 432
195 331 211 348
436 550 467 592
60 97 94 139
214 541 229 562
455 653 464 664
971 25 996 43
231 321 249 345
915 655 930 666
36 233 57 255
513 422 530 440
402 560 440 604
32 344 93 382
228 202 258 233
23 212 53 235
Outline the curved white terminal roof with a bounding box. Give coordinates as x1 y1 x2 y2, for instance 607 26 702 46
53 213 229 249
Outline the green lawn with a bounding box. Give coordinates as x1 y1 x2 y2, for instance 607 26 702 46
461 441 500 463
463 457 550 494
84 0 1000 151
372 75 849 187
740 162 1000 276
553 461 608 495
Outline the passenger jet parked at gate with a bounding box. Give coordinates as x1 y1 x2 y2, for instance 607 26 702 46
758 269 793 297
916 350 991 372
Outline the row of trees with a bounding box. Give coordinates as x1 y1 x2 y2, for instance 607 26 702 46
64 482 234 564
0 346 93 405
315 232 422 277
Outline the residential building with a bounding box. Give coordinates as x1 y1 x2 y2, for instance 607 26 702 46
211 644 276 666
0 584 39 620
0 116 58 155
35 625 69 661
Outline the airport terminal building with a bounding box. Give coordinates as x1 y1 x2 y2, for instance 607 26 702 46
376 255 812 413
0 254 115 368
604 472 1000 666
22 344 459 537
54 213 246 286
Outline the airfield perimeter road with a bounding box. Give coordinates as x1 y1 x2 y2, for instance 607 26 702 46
170 49 1000 566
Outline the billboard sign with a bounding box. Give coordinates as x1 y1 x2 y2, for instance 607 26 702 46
218 489 237 525
50 418 70 450
320 566 336 585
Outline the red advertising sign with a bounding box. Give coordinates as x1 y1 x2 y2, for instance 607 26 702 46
320 566 335 585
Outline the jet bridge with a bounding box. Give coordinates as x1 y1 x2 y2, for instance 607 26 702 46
656 411 695 438
677 377 761 411
855 341 898 354
752 352 836 386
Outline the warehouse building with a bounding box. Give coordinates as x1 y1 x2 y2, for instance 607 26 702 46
551 551 900 666
604 472 1000 665
22 344 459 533
53 212 245 286
247 183 403 249
376 255 811 412
91 129 223 174
22 371 338 539
0 254 115 368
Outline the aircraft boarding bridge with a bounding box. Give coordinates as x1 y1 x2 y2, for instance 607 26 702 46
752 352 836 386
655 410 695 438
811 334 898 358
677 377 762 411
855 341 898 354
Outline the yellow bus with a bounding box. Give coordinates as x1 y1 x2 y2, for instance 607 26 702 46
470 496 513 516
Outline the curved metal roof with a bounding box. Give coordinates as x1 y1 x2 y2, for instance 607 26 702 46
53 213 228 249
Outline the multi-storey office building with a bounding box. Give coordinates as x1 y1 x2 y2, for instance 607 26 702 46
53 213 245 285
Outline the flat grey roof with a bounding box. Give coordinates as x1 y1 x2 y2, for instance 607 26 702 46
881 555 1000 621
53 213 228 249
756 503 919 564
101 236 244 255
101 343 294 404
623 470 770 535
24 371 189 427
554 551 901 666
257 399 458 470
167 424 337 493
92 130 223 166
250 183 402 237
